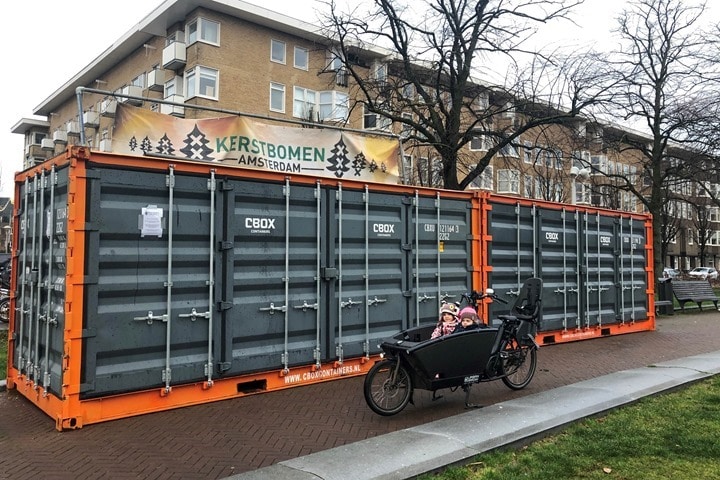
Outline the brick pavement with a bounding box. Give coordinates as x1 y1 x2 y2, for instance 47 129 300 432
1 312 719 479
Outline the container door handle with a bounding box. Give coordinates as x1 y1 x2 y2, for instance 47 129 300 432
178 308 211 321
259 303 287 315
367 296 387 306
293 301 318 311
133 311 168 325
341 298 362 308
418 293 436 303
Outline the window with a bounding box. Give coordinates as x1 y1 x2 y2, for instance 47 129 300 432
402 83 415 100
470 165 493 190
688 228 694 245
554 149 563 170
130 73 145 89
373 63 387 83
497 169 520 194
523 141 533 164
523 174 534 198
591 155 608 174
165 75 183 98
326 49 343 71
293 86 317 119
470 136 488 151
166 30 184 45
186 66 218 99
319 91 348 121
271 39 286 64
294 46 309 70
400 112 413 137
270 82 285 112
31 132 46 145
500 143 518 158
363 104 390 130
187 18 219 45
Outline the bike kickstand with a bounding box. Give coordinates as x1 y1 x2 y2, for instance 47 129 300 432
463 385 483 409
432 390 444 402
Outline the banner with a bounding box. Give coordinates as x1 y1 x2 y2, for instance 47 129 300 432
111 104 402 184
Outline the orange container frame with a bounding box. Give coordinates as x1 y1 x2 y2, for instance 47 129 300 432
5 147 657 430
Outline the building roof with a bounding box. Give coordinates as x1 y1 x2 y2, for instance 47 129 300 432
33 0 333 117
11 118 50 135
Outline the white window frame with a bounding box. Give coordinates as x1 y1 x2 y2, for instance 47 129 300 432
186 66 218 100
293 86 317 119
469 165 493 190
497 169 520 194
326 49 343 71
319 91 348 121
270 82 285 113
469 136 488 152
373 63 387 84
164 75 183 98
523 174 533 198
130 73 145 89
294 46 309 70
187 17 220 46
271 39 286 64
500 143 519 158
363 104 390 130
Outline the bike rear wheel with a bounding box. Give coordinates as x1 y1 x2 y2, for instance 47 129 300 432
500 338 537 390
0 299 8 323
364 359 412 416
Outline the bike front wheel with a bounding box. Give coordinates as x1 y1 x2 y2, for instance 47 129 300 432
500 338 537 390
364 359 413 416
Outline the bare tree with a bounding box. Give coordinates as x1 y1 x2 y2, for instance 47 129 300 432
586 0 720 281
321 0 607 190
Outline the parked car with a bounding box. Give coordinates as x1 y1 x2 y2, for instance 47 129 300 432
661 267 681 279
687 266 719 281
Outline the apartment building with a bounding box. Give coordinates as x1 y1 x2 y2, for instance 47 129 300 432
10 0 719 270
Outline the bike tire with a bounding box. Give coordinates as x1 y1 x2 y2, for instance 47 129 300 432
500 338 537 390
0 299 8 323
363 359 413 416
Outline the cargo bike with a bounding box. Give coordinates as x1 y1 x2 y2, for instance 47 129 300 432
364 278 542 415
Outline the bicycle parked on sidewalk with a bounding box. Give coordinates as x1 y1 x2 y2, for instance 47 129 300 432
364 278 542 416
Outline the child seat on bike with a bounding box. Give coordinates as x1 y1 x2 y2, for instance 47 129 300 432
498 277 542 323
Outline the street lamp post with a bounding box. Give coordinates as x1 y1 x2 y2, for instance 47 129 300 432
569 166 590 205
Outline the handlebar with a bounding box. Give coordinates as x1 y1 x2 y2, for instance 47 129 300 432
461 290 508 305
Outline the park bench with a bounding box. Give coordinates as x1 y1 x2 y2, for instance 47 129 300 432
671 280 720 311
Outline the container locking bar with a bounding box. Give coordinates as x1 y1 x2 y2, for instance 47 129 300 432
367 297 387 306
341 298 362 308
259 303 287 314
178 308 211 321
293 301 318 311
133 311 168 325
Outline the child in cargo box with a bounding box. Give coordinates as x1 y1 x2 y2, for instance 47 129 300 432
431 303 459 339
456 306 482 332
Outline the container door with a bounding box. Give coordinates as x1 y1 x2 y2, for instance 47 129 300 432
485 200 539 321
222 178 323 375
409 193 473 326
81 166 216 397
581 212 618 328
12 168 67 396
534 208 583 332
616 217 648 322
324 185 410 362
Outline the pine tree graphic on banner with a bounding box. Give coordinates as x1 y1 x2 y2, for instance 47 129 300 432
140 136 153 154
352 152 367 176
156 133 175 156
326 136 350 178
128 136 138 152
179 124 215 161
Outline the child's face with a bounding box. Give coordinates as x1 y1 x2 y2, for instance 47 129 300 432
442 312 455 323
461 317 474 327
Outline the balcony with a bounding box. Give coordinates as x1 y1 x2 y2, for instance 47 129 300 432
118 85 143 106
84 111 100 129
147 69 165 92
162 42 187 71
101 98 117 117
53 130 68 145
160 94 185 117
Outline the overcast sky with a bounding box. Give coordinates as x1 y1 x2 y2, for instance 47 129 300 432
2 0 716 198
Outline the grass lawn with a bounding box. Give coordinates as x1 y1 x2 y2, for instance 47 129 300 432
421 375 720 479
